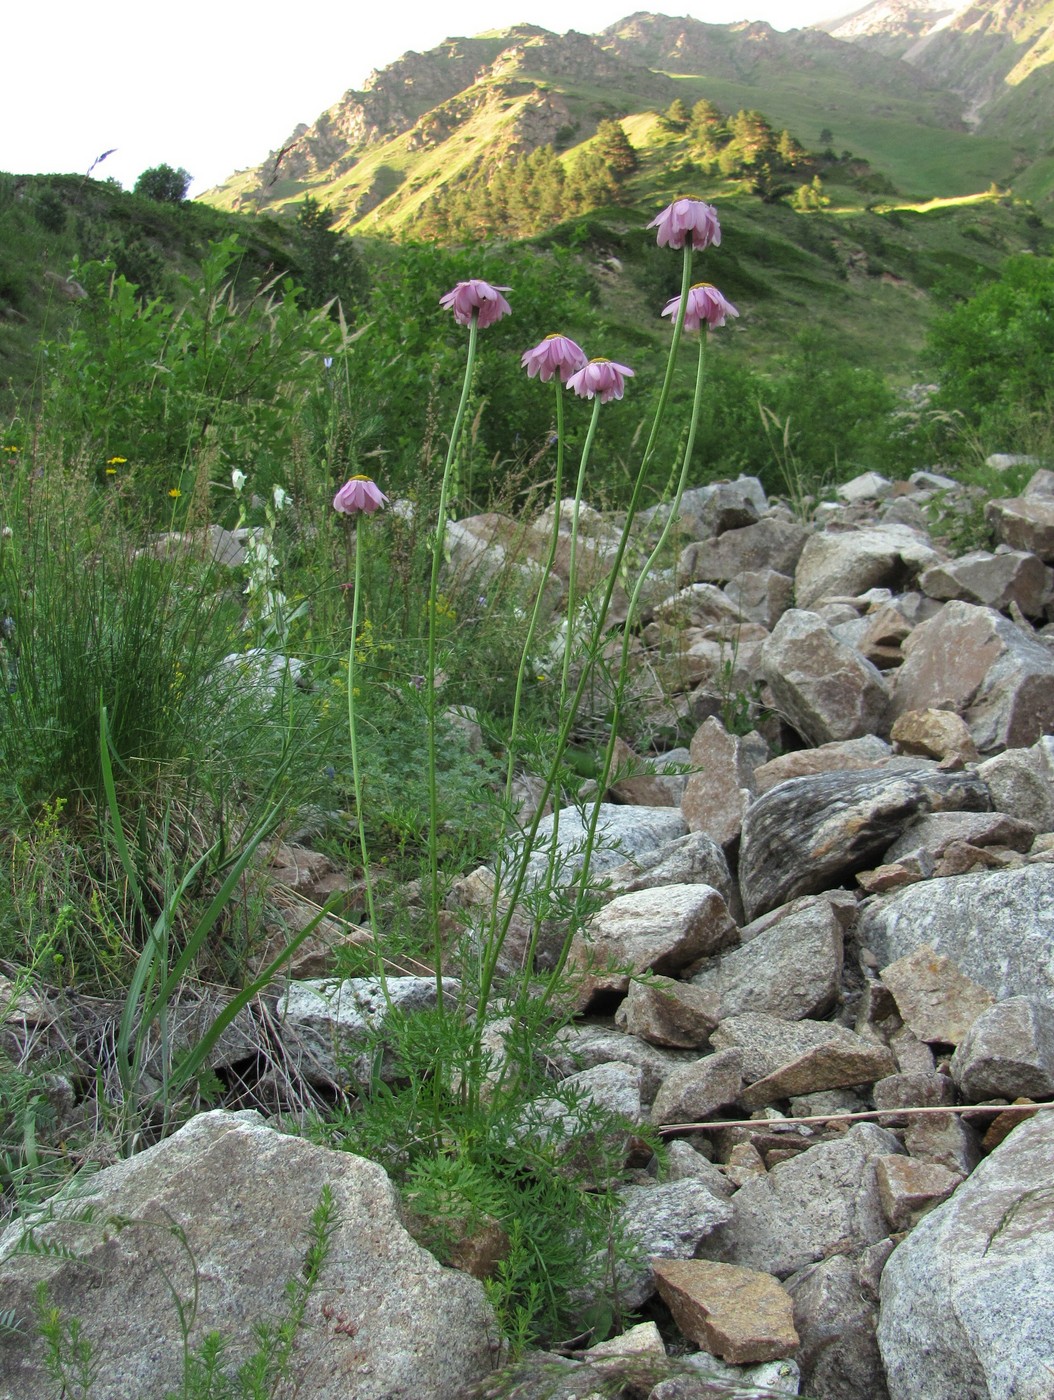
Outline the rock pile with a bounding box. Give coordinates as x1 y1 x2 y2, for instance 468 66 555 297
441 466 1054 1398
3 467 1054 1398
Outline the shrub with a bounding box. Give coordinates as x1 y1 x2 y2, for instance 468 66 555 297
133 164 192 204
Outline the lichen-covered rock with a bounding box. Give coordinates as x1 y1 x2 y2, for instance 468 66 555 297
878 1114 1054 1400
0 1112 499 1400
859 864 1054 1009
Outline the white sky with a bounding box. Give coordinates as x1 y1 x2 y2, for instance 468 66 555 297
6 1 846 196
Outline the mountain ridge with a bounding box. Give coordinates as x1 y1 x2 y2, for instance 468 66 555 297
201 3 1054 229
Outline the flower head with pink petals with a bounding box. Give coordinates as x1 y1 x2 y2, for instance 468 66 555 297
648 199 722 251
566 358 635 404
439 279 512 328
333 475 388 515
521 334 588 384
661 282 739 332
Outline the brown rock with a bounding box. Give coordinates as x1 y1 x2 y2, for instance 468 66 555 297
607 736 678 808
760 609 891 746
903 1110 982 1175
879 944 995 1045
680 717 762 848
615 976 721 1049
874 1154 963 1231
891 707 980 765
753 735 891 793
679 518 808 586
650 1049 745 1125
891 600 1054 752
986 495 1054 562
569 884 739 1007
739 1039 896 1110
652 1260 799 1364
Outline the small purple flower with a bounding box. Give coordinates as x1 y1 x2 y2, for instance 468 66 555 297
440 279 512 328
662 282 740 332
648 199 722 251
566 358 635 404
521 333 588 383
333 475 388 515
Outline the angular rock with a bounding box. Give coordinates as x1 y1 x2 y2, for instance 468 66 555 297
858 864 1054 1009
950 996 1054 1101
837 471 893 503
613 1180 736 1308
680 518 809 586
0 1112 498 1400
786 1251 891 1400
753 735 891 794
878 1114 1054 1400
689 895 844 1022
738 766 990 921
883 809 1036 865
569 884 738 1003
889 706 979 764
607 736 679 807
710 1014 884 1085
738 1037 896 1110
278 975 460 1084
662 1141 735 1197
760 609 891 746
615 976 721 1049
653 1260 798 1365
874 1155 963 1231
891 600 1054 752
522 804 688 889
856 604 913 670
723 568 795 630
650 1049 745 1125
549 1025 695 1106
794 525 941 611
903 1111 982 1177
986 493 1054 561
605 831 735 914
871 1072 955 1118
879 944 996 1045
979 735 1054 831
681 717 763 849
698 1123 901 1278
918 548 1052 616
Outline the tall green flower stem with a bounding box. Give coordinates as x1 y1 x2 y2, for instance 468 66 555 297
426 312 480 1012
345 513 389 1009
501 379 567 809
547 329 709 990
473 249 695 1049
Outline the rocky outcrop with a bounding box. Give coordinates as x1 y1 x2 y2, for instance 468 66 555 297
0 1112 499 1399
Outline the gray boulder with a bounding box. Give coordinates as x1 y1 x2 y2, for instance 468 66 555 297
794 525 941 610
858 864 1054 1009
698 1123 901 1279
738 767 990 920
760 610 891 746
950 996 1054 1101
878 1113 1054 1400
0 1111 498 1399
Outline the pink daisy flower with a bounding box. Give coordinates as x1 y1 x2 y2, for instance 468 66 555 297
661 282 739 331
521 334 588 383
439 279 512 328
566 358 635 404
648 199 722 251
333 476 388 514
